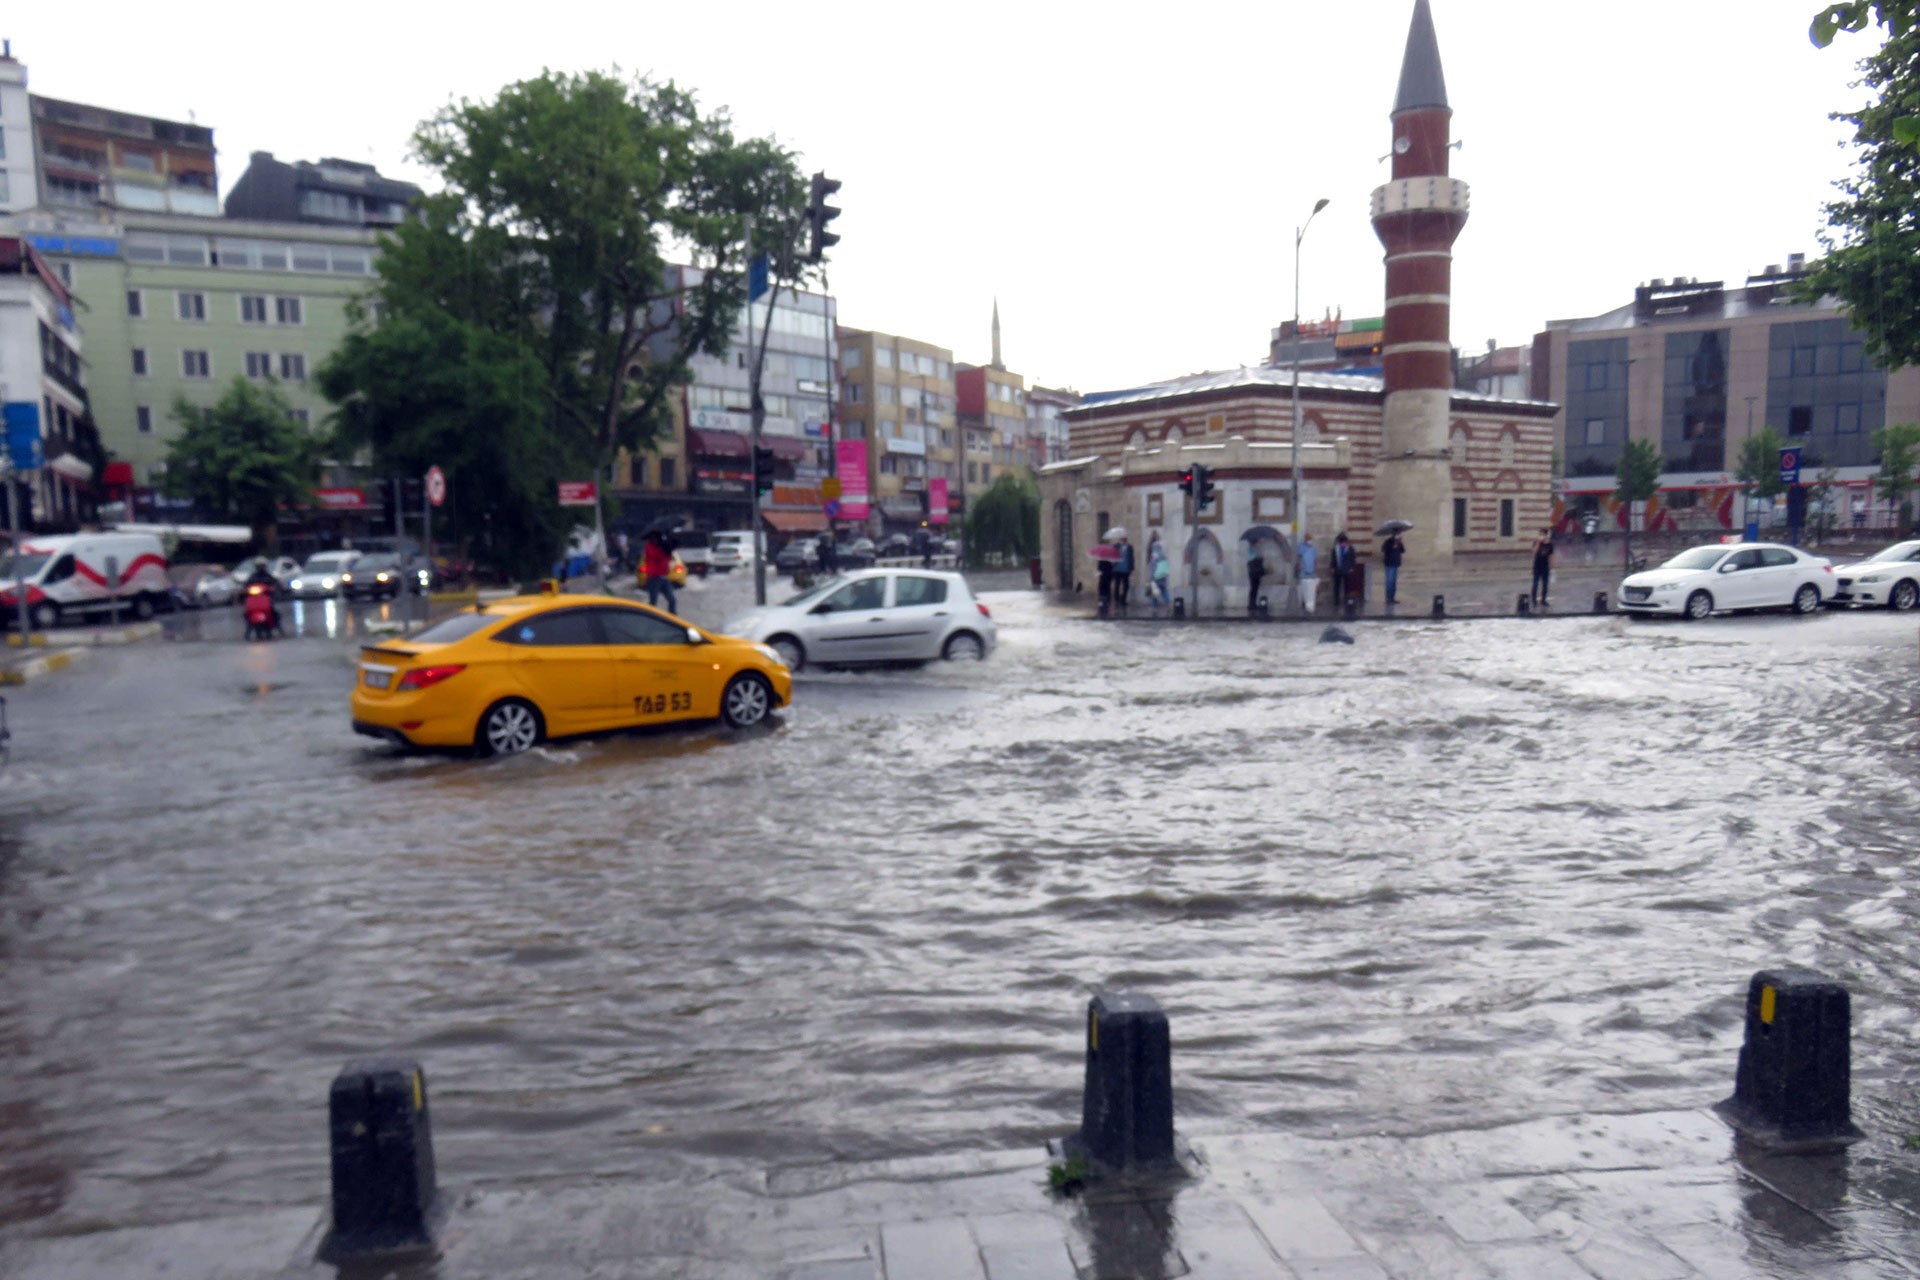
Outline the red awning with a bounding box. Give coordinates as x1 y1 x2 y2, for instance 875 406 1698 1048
687 428 749 457
767 435 807 460
103 461 135 486
763 509 828 533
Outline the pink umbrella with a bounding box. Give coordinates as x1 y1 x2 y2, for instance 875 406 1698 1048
1088 543 1123 562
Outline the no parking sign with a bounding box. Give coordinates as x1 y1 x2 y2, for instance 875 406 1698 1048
1779 447 1802 486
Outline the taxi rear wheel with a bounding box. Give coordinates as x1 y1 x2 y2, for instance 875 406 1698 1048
477 698 544 756
721 674 772 729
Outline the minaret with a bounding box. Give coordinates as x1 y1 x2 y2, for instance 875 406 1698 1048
991 298 1003 370
1371 0 1470 567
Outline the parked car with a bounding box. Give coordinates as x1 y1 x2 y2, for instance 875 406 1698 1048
710 530 760 573
340 553 411 601
722 568 996 671
1616 542 1833 619
173 564 236 608
878 534 915 558
671 529 712 577
1829 539 1920 611
286 549 362 600
833 540 877 569
352 593 791 753
0 531 172 628
773 539 820 575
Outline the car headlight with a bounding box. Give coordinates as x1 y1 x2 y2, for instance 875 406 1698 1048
376 572 391 582
290 578 305 590
1860 572 1887 583
1653 582 1677 592
321 577 336 589
754 643 781 662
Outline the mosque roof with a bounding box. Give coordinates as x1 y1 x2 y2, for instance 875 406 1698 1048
1065 364 1555 415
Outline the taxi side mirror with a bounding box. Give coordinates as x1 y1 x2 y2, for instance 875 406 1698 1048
684 627 704 645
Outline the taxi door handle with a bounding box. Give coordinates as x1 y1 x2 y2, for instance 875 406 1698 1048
867 615 885 622
932 611 949 617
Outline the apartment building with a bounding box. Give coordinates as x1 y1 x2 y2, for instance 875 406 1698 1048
0 44 35 216
1026 385 1080 466
30 93 217 218
836 327 958 534
224 152 421 229
954 363 1027 495
27 213 382 490
0 235 95 527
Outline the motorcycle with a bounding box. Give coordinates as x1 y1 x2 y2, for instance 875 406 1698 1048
242 583 283 640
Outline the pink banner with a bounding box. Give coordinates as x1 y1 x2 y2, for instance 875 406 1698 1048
929 477 949 525
835 440 870 520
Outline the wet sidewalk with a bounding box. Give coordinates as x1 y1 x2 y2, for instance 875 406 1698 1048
5 1107 1917 1279
1072 563 1630 623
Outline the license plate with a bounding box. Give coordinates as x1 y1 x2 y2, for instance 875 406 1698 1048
363 668 393 689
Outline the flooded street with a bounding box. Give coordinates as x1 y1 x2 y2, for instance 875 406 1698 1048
2 585 1919 1236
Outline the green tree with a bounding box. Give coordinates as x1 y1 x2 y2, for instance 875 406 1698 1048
1874 420 1920 529
1734 425 1789 534
163 377 318 541
1614 438 1664 569
319 309 557 579
1803 5 1920 366
321 70 812 574
963 470 1040 567
1811 462 1843 542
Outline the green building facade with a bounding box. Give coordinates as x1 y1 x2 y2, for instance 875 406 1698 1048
28 211 380 487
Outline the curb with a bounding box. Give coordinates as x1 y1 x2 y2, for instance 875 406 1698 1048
6 622 160 648
0 647 80 685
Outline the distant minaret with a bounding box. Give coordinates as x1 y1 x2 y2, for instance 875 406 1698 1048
991 298 1003 371
1371 0 1470 567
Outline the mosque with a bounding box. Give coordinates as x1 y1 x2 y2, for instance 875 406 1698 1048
1038 0 1557 611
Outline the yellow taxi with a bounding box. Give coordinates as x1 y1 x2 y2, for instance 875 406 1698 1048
350 593 791 754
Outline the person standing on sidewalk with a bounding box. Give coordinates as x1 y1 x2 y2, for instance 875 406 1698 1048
1530 527 1555 608
1296 534 1318 615
1380 529 1405 604
1113 535 1135 609
1246 538 1266 612
1147 534 1172 613
1330 533 1356 609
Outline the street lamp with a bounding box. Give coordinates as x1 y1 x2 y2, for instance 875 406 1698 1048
1289 197 1329 615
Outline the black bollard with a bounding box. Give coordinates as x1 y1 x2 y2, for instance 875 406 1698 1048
1075 993 1174 1173
1252 595 1269 619
1172 597 1185 620
1592 590 1608 614
318 1057 441 1262
1516 594 1532 616
1343 595 1358 621
1431 594 1446 619
1715 969 1864 1151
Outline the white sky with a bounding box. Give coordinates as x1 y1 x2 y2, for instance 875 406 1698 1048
6 1 1875 393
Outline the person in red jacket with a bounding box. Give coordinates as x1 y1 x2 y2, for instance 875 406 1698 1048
641 531 677 613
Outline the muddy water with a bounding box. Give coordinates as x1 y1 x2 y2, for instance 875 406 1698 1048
2 596 1918 1232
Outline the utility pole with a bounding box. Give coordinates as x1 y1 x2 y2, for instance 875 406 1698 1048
746 216 768 607
1289 198 1329 615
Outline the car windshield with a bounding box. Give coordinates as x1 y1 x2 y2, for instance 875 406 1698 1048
305 553 353 572
1864 540 1920 563
0 552 52 581
1662 547 1728 571
356 555 401 571
781 574 850 607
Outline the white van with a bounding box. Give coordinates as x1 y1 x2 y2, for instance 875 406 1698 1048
0 531 171 628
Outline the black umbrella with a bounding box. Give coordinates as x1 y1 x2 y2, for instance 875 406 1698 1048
1240 525 1284 542
1376 519 1414 535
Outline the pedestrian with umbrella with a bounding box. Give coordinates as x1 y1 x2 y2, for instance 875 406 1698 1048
1109 527 1134 610
1089 534 1122 611
1376 519 1411 605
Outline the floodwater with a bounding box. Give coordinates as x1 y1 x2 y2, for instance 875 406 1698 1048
2 589 1919 1236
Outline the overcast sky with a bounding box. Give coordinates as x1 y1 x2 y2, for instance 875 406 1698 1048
6 1 1875 393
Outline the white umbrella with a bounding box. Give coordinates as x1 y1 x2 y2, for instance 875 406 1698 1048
1103 526 1129 541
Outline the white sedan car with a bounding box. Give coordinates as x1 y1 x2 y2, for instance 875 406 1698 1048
1617 542 1833 619
1830 539 1920 611
723 568 996 670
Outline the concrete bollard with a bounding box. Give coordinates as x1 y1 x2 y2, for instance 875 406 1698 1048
1592 590 1608 614
1516 594 1532 616
1715 969 1864 1151
1075 993 1175 1173
1431 594 1445 619
1172 597 1185 620
318 1057 441 1262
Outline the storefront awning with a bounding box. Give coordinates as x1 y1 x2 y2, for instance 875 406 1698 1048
687 427 749 457
47 453 93 483
762 509 828 533
103 461 135 487
766 435 807 460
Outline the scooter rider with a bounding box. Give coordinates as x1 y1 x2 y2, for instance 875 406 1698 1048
243 558 283 635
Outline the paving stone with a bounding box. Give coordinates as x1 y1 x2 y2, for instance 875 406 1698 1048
1177 1217 1294 1279
1288 1258 1392 1280
880 1218 985 1280
1566 1232 1696 1280
1239 1192 1363 1262
1475 1242 1596 1280
1066 1199 1188 1279
972 1212 1077 1280
1428 1185 1543 1245
785 1263 882 1280
1366 1232 1503 1279
0 1209 318 1280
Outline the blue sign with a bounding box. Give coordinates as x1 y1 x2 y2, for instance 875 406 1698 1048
25 234 120 258
748 253 770 302
1779 446 1802 486
2 403 44 471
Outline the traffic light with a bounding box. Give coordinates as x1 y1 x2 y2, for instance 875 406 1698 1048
752 445 777 498
807 172 842 262
1177 467 1195 496
1193 464 1216 511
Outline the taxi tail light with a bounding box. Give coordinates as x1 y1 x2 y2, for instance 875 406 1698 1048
976 602 992 618
397 664 467 690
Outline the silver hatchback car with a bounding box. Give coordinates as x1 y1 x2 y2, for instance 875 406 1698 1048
722 568 996 670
